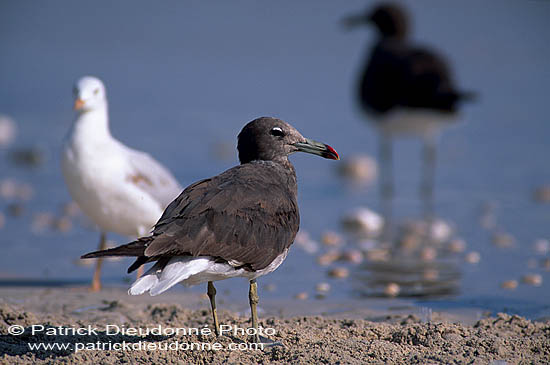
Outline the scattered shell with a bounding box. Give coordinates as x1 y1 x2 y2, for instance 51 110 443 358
341 249 363 264
341 207 384 236
365 248 390 262
400 219 453 244
447 238 466 253
63 201 81 217
0 115 17 147
321 231 344 247
522 274 542 286
317 251 341 266
298 239 320 254
422 269 439 281
294 292 308 300
31 212 55 233
315 282 331 293
479 213 496 230
295 230 310 245
398 233 422 252
337 154 378 183
542 258 550 271
492 232 515 248
533 185 550 203
429 219 453 244
0 179 18 199
263 283 276 292
295 230 319 254
327 267 349 279
53 216 72 233
420 246 437 262
0 180 34 201
479 201 497 230
465 251 481 264
533 239 550 255
7 203 24 217
500 280 518 290
384 283 400 297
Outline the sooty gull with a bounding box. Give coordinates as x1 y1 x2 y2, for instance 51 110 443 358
63 76 181 292
81 117 339 342
344 3 475 231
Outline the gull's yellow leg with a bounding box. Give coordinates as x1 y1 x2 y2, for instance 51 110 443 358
90 232 107 292
249 279 260 343
207 281 220 336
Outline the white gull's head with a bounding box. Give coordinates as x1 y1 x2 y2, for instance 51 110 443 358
73 76 107 112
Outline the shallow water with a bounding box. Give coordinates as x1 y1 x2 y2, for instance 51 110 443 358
1 1 549 318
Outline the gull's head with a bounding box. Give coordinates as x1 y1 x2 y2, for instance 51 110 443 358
73 76 107 112
237 117 339 164
343 2 409 40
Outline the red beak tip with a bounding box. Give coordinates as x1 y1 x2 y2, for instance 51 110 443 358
327 145 339 160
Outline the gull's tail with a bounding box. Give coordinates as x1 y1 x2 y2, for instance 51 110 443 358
129 257 212 296
81 237 153 274
80 237 151 259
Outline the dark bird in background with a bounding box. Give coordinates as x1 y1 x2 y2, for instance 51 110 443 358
344 2 475 237
82 117 339 342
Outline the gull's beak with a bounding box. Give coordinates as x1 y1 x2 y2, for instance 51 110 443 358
293 138 339 160
73 98 85 111
342 13 370 29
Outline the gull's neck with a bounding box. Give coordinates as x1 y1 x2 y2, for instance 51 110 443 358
248 158 297 197
69 103 112 144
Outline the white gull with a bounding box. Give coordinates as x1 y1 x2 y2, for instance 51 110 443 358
62 76 181 291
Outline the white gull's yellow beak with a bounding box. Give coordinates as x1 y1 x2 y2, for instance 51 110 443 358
73 98 85 110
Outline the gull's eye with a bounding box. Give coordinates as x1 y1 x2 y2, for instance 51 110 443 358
270 127 285 137
93 88 100 95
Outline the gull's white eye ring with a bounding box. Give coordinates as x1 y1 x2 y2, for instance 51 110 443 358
270 127 284 137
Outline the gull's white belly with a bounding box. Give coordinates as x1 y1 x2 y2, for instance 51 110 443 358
62 143 162 237
184 248 290 286
367 108 459 138
129 249 290 296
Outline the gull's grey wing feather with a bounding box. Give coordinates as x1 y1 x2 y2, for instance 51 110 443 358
143 162 300 270
125 148 182 209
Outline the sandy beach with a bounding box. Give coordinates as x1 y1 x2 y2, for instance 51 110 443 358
1 287 548 364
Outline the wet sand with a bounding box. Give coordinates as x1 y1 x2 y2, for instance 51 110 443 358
1 287 548 364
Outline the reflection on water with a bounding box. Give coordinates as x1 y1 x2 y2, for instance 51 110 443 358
347 217 462 298
356 256 461 298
